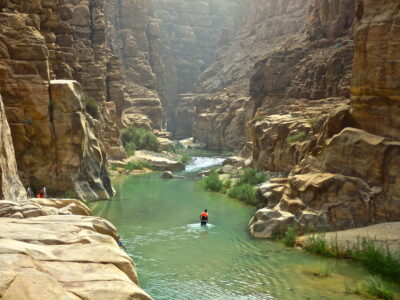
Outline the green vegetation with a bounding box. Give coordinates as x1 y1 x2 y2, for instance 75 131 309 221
201 167 265 205
353 276 394 300
121 126 160 154
228 183 257 205
286 132 308 143
282 225 298 247
180 154 191 165
125 161 153 171
83 95 100 119
203 171 224 192
238 168 266 185
349 238 400 281
303 234 400 282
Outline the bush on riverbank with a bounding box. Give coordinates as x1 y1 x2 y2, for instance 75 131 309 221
125 161 153 171
228 183 257 205
203 171 224 192
353 276 395 300
238 168 266 185
121 126 159 154
180 154 191 165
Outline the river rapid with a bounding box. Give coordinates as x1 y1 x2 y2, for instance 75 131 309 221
90 155 387 300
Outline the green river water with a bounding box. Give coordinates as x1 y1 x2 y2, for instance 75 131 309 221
90 156 398 300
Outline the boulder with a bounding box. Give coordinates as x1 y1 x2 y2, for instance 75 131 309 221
220 164 239 175
248 208 296 239
0 215 153 300
129 150 184 171
161 171 173 178
222 156 245 167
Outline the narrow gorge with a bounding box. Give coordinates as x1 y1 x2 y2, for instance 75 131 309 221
0 0 399 299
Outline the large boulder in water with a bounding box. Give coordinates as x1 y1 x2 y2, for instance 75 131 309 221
248 208 295 238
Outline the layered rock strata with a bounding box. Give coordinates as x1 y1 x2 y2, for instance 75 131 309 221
0 95 26 201
104 0 165 131
249 0 400 237
0 199 153 300
152 0 241 136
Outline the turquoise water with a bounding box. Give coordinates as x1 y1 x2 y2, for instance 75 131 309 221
90 159 388 300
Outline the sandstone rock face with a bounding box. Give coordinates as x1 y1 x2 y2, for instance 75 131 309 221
252 128 400 235
189 0 356 152
0 95 26 201
351 0 400 141
50 80 113 200
152 0 241 136
0 4 120 199
0 214 153 300
104 0 165 130
248 208 295 239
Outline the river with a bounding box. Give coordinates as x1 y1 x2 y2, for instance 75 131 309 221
90 155 388 300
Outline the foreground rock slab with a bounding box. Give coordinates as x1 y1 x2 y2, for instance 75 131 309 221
0 198 153 300
0 215 153 300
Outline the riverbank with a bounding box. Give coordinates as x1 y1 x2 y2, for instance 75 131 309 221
0 198 153 300
297 222 400 254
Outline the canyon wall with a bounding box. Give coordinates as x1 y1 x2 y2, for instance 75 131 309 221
104 0 165 131
153 0 241 138
0 1 116 199
248 0 400 236
191 0 316 150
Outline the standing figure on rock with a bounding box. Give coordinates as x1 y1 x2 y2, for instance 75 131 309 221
200 209 209 226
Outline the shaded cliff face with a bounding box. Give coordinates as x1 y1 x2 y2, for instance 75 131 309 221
0 3 114 199
104 0 165 130
153 0 240 138
191 0 314 150
351 0 400 140
0 95 26 201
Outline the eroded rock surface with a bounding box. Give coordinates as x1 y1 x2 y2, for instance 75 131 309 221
0 95 26 201
0 198 153 299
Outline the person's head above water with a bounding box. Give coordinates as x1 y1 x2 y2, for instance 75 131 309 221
204 209 207 212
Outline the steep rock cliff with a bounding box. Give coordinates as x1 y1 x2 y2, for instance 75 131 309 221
104 0 165 131
153 0 240 138
0 95 26 201
249 0 400 236
192 0 319 150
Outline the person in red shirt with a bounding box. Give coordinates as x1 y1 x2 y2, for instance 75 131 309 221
37 189 46 198
200 209 208 226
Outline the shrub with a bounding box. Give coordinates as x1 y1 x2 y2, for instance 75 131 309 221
83 95 100 119
203 172 223 192
286 132 308 143
238 168 266 185
121 126 159 152
228 183 257 205
349 238 400 281
125 142 136 157
355 276 394 300
180 154 191 165
304 234 335 257
283 225 298 247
